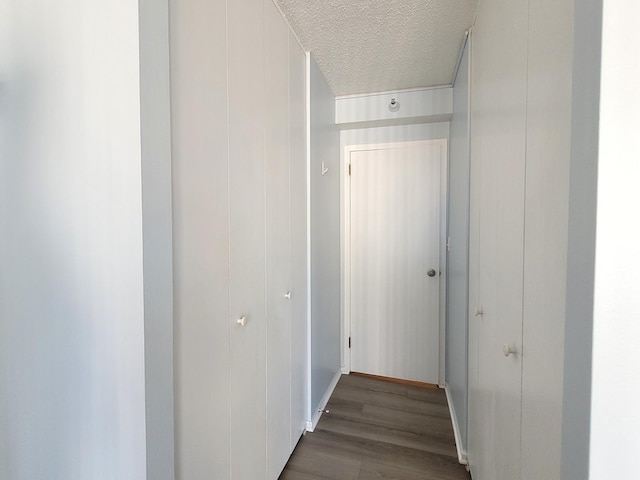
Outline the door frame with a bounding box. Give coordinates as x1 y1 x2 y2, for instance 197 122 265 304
340 139 448 386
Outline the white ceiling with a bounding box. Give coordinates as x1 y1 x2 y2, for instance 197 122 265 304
276 0 478 96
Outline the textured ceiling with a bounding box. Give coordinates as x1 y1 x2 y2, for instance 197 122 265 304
276 0 478 96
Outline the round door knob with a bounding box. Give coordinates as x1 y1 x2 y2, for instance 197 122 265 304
237 315 247 327
503 344 516 357
427 268 437 277
474 307 484 317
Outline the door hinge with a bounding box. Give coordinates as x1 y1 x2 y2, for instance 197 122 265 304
348 164 351 176
348 337 351 349
447 236 451 252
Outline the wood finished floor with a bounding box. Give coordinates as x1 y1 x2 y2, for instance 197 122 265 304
279 374 471 480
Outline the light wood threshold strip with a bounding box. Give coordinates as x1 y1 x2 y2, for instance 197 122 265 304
350 372 439 389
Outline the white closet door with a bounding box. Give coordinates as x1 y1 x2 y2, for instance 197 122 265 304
467 0 527 479
288 36 308 449
265 3 292 479
228 0 267 478
170 0 231 477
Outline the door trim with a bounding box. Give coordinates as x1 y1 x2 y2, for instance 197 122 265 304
340 139 448 386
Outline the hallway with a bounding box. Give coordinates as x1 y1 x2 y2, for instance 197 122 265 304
280 374 470 479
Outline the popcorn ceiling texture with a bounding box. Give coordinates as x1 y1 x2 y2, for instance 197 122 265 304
276 0 478 96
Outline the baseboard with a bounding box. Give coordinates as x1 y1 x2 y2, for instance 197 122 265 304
306 370 343 432
444 383 468 466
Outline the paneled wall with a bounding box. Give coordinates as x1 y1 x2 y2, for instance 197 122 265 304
446 38 470 457
467 0 574 478
171 0 308 478
309 56 342 420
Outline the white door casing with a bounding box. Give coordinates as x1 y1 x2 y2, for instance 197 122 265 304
346 141 447 384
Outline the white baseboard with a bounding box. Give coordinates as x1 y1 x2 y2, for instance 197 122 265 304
444 383 468 466
306 370 343 432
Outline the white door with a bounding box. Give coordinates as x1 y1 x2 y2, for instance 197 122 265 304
228 0 267 478
467 1 526 476
349 142 442 384
265 3 291 479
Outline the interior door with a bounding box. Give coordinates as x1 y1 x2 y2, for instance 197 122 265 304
349 142 442 384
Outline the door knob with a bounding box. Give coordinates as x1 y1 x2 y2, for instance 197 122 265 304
427 268 437 277
236 315 247 327
284 291 291 300
503 344 516 357
474 307 484 317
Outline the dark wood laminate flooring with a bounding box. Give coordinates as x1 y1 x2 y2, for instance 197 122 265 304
280 374 471 480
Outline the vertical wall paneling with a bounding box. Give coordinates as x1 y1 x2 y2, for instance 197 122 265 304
289 37 309 448
309 57 342 416
170 0 231 476
446 37 471 457
265 2 293 478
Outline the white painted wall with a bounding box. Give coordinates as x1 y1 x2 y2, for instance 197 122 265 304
520 0 573 478
0 2 147 479
335 88 453 128
589 0 640 477
561 1 601 478
446 38 470 456
310 56 342 416
139 1 175 478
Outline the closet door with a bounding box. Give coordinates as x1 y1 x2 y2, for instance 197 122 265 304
170 0 231 477
289 35 307 449
265 2 292 479
467 0 528 478
228 0 267 478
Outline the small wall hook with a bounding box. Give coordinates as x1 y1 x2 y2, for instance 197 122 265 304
321 161 329 176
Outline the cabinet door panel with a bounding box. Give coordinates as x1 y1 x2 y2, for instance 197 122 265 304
228 0 267 478
468 0 527 478
289 35 308 450
265 3 292 479
171 0 230 477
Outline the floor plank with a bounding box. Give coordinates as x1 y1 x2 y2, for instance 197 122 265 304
279 374 470 480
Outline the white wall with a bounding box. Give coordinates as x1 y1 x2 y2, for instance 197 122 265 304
589 0 640 477
340 123 450 152
139 1 175 478
446 38 470 455
561 0 601 478
310 56 342 415
335 88 453 128
0 2 147 479
520 0 573 477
